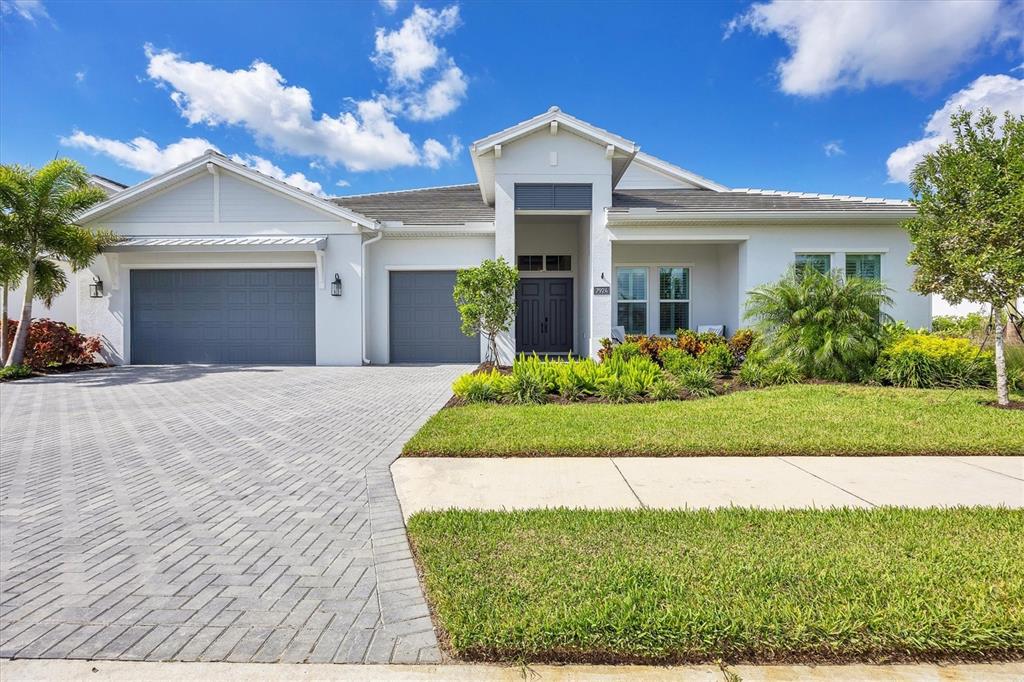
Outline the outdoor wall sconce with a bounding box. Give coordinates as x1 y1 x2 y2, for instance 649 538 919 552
88 277 104 298
330 273 343 297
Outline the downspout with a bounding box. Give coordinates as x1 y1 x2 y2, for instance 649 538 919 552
361 228 384 365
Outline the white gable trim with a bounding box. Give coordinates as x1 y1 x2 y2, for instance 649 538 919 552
472 106 638 156
78 151 380 230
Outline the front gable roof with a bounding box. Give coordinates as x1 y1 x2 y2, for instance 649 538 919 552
78 151 379 229
470 106 640 205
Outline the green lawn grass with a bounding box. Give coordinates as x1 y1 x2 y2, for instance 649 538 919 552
408 507 1024 664
403 384 1024 456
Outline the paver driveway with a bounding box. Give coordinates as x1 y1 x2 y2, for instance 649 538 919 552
0 364 467 664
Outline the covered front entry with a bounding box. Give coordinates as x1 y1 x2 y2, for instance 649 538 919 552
130 268 316 364
516 278 574 354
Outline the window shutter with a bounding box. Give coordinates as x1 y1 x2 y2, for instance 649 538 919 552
515 184 592 210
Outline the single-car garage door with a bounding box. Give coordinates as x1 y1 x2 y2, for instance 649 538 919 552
131 269 315 364
389 270 479 363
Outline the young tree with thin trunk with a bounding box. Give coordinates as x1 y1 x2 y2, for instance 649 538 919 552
903 108 1024 405
453 257 519 364
0 160 117 367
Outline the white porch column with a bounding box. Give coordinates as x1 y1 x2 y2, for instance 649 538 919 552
588 186 613 358
494 175 516 365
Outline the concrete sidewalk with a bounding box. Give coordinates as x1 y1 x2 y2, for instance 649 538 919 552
392 456 1023 518
4 659 1023 681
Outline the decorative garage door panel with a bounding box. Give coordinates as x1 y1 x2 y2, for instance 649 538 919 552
389 271 479 363
130 269 315 364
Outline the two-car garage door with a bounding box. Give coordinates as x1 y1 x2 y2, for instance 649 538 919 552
130 269 315 364
129 268 477 364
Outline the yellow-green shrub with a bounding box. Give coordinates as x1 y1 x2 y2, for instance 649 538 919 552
876 334 994 388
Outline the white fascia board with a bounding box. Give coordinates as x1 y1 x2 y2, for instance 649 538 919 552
471 108 637 156
79 152 380 230
606 210 915 226
628 152 728 192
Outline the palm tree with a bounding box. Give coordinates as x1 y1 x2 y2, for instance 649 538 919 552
0 160 118 367
745 267 894 381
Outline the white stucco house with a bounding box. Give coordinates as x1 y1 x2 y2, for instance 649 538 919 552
34 107 930 365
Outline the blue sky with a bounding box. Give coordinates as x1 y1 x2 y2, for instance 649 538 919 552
1 0 1022 202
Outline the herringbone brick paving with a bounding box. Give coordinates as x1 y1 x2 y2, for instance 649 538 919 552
0 364 467 663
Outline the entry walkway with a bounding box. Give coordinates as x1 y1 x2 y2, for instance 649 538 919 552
392 456 1024 518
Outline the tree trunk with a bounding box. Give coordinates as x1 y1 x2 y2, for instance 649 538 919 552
993 305 1009 406
6 261 35 367
1 284 8 363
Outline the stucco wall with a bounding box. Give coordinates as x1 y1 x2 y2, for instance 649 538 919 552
613 243 741 334
608 223 931 331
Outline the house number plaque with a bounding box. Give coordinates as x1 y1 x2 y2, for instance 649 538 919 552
593 286 610 295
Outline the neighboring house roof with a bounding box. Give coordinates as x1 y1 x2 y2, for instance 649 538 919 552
332 184 495 226
611 188 911 212
78 151 379 229
88 174 128 195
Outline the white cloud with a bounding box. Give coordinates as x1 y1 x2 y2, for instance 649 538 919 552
421 136 462 169
823 140 845 157
379 0 398 12
404 62 467 121
886 74 1024 183
371 4 468 120
61 132 215 174
727 0 1017 96
74 70 86 84
336 179 351 188
144 45 433 172
372 5 459 84
0 0 49 23
230 153 325 196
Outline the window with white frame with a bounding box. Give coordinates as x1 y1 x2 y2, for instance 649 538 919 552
616 267 647 335
658 267 690 334
845 253 881 280
795 253 831 277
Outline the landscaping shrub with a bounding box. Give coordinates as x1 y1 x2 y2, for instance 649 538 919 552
739 352 803 388
649 377 681 401
452 370 506 403
677 365 716 398
609 342 641 362
506 354 557 404
596 374 641 403
658 346 699 376
876 334 995 389
4 318 102 369
553 357 603 400
932 312 987 339
602 355 661 397
675 329 726 357
727 328 756 362
745 268 893 381
0 364 33 382
698 344 734 375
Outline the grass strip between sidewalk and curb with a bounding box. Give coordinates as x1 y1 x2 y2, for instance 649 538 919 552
408 507 1024 665
403 385 1024 457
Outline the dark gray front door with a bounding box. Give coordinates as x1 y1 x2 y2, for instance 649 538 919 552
389 270 479 363
516 278 573 354
130 269 315 365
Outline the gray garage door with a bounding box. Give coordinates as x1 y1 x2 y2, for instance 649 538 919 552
130 269 315 364
389 271 479 363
